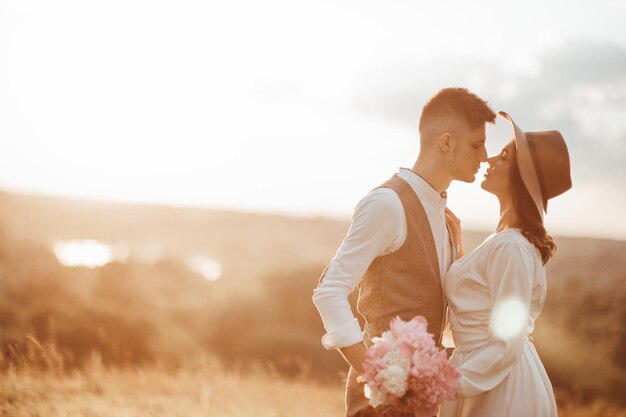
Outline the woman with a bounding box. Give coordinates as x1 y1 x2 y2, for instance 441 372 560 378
440 111 571 417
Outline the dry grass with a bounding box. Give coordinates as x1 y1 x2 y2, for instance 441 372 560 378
0 194 625 416
1 366 625 417
0 365 345 417
555 391 626 417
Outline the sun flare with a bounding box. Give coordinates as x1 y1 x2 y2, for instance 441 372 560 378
490 297 528 340
187 254 223 281
53 240 114 268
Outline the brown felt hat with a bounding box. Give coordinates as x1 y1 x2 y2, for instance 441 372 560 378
499 111 572 219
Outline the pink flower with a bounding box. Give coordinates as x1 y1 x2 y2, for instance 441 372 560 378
359 316 461 416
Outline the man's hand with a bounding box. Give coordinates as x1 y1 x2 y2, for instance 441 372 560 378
339 342 368 375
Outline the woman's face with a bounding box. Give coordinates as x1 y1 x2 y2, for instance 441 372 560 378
481 139 517 197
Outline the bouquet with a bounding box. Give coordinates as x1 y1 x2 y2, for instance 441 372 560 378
357 316 460 417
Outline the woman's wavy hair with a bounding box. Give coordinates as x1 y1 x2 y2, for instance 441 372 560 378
509 155 556 264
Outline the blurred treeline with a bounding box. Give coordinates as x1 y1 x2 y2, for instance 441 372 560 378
0 225 339 374
0 192 625 405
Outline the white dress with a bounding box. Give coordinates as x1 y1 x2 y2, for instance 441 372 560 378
439 229 557 417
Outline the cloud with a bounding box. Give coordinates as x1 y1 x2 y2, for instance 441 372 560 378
500 41 626 179
353 40 626 180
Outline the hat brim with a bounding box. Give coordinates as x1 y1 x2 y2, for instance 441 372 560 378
498 111 545 219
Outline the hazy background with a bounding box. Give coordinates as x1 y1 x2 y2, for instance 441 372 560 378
1 1 625 416
1 0 625 238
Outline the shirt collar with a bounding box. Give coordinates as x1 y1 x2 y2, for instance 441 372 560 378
398 168 447 209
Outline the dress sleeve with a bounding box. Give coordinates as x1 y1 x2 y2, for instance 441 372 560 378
312 189 405 349
457 238 536 397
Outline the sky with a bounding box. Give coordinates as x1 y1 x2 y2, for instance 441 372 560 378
0 0 625 239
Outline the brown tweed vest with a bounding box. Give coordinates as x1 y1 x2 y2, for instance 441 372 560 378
339 174 464 417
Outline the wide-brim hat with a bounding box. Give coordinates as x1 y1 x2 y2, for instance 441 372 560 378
499 111 572 219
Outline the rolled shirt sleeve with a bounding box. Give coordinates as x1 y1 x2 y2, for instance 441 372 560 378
312 188 405 349
457 240 536 397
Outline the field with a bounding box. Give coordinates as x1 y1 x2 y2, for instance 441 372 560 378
0 365 345 417
2 367 625 417
0 191 625 416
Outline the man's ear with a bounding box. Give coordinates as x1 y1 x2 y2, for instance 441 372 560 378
439 133 453 152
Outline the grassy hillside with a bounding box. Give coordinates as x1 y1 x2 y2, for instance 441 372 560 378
3 367 625 417
0 191 624 409
0 191 347 289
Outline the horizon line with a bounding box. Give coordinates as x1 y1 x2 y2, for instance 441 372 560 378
0 186 623 243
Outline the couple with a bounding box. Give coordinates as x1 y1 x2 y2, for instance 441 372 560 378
312 87 571 417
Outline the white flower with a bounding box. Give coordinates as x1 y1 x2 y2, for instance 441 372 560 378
381 330 394 343
364 385 389 407
383 350 409 370
378 365 408 397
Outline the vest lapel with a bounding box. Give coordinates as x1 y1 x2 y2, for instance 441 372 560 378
445 207 464 259
410 190 442 287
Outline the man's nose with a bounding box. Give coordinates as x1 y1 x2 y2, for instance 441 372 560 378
479 147 488 163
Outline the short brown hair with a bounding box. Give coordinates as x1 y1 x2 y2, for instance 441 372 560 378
419 87 496 134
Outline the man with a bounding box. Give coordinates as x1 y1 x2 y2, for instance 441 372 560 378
313 87 496 417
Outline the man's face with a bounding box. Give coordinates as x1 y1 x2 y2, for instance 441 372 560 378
449 124 488 183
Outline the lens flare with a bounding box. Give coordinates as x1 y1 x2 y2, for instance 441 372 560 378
490 297 527 340
54 240 113 268
187 255 223 281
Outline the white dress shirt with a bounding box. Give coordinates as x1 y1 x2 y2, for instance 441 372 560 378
312 168 453 349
